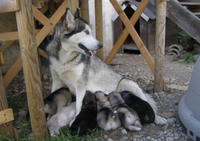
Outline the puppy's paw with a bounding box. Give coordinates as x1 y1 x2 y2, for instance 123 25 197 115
69 117 75 127
155 115 167 125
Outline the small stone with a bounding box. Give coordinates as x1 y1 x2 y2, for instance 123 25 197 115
167 118 176 124
107 138 113 141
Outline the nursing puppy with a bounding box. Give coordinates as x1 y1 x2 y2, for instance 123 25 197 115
96 91 121 131
108 92 142 131
47 8 167 125
44 88 72 118
47 102 76 137
120 91 155 124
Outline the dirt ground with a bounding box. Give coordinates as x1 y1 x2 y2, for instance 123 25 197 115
6 52 195 141
103 54 194 141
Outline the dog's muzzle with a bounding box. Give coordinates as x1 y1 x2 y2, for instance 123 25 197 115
78 43 102 56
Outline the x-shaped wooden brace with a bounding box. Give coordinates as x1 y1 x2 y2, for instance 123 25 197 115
3 0 68 87
106 0 156 74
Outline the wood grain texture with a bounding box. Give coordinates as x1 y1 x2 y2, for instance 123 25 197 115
105 0 149 64
167 0 200 44
67 0 79 13
0 0 19 13
80 0 89 22
154 0 166 92
0 32 19 41
0 68 14 138
3 0 68 87
95 0 104 58
0 53 4 65
15 0 48 139
0 109 14 125
109 0 155 73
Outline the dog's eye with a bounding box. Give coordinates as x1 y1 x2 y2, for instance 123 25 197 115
85 30 89 35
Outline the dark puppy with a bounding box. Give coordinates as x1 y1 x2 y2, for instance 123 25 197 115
120 91 155 124
96 91 121 131
108 92 142 131
70 93 98 135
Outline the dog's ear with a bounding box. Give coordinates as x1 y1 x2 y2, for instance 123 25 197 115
65 8 75 30
74 8 81 19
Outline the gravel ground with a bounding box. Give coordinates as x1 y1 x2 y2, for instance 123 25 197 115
6 54 194 141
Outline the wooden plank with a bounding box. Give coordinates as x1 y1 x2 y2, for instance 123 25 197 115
180 2 200 5
15 0 48 139
167 84 188 91
0 0 19 13
0 32 19 41
0 68 14 137
194 12 200 16
3 0 68 87
105 0 149 64
67 0 79 13
80 0 89 22
95 0 104 58
167 0 200 44
32 5 50 25
154 0 167 92
0 53 4 65
0 109 14 125
109 0 155 73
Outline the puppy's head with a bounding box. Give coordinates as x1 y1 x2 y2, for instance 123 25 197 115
108 92 125 106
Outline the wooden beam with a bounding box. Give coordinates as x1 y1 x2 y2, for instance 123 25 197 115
0 68 14 138
109 0 155 73
3 0 68 87
0 53 4 65
180 2 200 5
154 0 166 92
95 0 104 58
167 0 200 44
0 0 19 13
0 109 14 125
105 0 149 64
0 32 19 42
32 5 50 26
80 0 89 22
67 0 79 13
15 0 48 139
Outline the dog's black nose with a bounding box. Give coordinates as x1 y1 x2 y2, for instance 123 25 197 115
98 43 103 49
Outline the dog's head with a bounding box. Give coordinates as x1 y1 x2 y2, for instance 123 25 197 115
108 92 125 106
54 8 102 56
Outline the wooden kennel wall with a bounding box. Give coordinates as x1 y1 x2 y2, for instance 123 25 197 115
0 0 166 140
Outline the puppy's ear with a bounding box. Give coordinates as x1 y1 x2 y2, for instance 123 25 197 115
74 8 81 19
65 8 75 30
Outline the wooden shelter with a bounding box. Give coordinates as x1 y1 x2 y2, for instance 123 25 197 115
0 0 168 139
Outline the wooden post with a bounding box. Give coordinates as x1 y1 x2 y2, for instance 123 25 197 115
0 68 14 138
95 0 104 58
15 0 48 140
80 0 89 22
67 0 79 13
154 0 167 92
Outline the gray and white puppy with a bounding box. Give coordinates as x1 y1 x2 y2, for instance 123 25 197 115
47 102 76 137
96 91 121 131
44 88 72 118
108 92 142 131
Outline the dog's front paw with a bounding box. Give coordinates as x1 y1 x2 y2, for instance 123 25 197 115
155 115 167 125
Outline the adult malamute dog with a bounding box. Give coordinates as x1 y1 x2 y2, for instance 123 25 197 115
47 9 167 125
